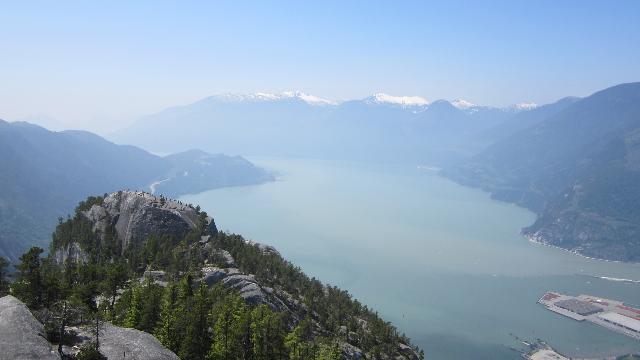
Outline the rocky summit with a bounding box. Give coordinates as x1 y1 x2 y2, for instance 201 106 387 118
55 190 217 264
85 190 217 250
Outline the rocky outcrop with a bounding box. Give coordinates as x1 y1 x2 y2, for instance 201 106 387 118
201 266 293 314
53 242 89 265
340 342 364 359
398 342 422 360
196 237 236 267
0 295 60 360
83 191 217 250
73 323 179 360
245 239 280 256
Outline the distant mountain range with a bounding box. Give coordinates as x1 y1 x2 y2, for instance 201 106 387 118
112 84 640 261
0 121 273 260
8 83 640 262
444 82 640 261
110 92 548 165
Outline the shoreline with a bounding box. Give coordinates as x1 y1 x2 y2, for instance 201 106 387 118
523 233 636 264
440 171 640 267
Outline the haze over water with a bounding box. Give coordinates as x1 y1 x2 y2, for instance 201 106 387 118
181 157 640 359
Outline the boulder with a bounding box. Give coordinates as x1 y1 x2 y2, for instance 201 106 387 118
0 295 60 360
74 323 179 360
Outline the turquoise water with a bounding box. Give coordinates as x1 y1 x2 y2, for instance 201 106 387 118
180 157 640 359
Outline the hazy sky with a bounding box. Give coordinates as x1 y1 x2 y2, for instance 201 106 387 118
1 1 639 134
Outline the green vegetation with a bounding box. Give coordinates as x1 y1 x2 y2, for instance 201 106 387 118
4 195 422 359
213 232 418 356
0 121 273 262
75 342 107 360
0 256 9 296
445 82 640 261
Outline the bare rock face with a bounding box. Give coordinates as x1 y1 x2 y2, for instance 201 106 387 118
196 238 236 267
201 267 293 314
83 191 217 250
54 242 89 265
74 323 179 360
0 295 60 360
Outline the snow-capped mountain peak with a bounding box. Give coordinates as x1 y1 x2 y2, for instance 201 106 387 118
512 102 538 111
451 99 476 110
207 91 337 106
281 91 337 106
365 93 430 107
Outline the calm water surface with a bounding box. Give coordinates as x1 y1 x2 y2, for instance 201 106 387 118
181 157 640 359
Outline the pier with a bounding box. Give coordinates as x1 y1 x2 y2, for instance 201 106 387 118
538 292 640 341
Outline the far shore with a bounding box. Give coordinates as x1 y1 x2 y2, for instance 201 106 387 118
524 233 640 265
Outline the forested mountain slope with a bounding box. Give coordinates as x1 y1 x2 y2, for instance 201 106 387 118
0 121 272 260
444 82 640 261
2 191 423 360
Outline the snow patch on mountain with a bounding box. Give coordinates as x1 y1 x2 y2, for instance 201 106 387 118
365 93 430 107
282 91 337 106
451 99 476 110
512 102 538 111
201 91 541 112
206 91 336 106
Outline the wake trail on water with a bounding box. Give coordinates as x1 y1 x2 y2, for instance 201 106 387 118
582 274 640 284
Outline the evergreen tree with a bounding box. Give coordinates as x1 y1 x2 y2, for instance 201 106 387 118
61 259 79 295
314 340 342 360
178 283 211 360
100 260 128 316
90 310 105 350
75 342 106 360
123 285 143 328
138 281 163 333
285 317 314 360
74 262 102 310
12 247 44 308
40 258 62 308
178 273 194 300
209 295 248 360
250 304 286 360
0 257 10 296
156 283 180 352
44 299 87 357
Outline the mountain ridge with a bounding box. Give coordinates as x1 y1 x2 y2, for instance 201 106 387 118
110 90 554 165
0 121 272 260
443 82 640 261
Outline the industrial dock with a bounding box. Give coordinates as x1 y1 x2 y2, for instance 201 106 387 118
539 292 640 341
